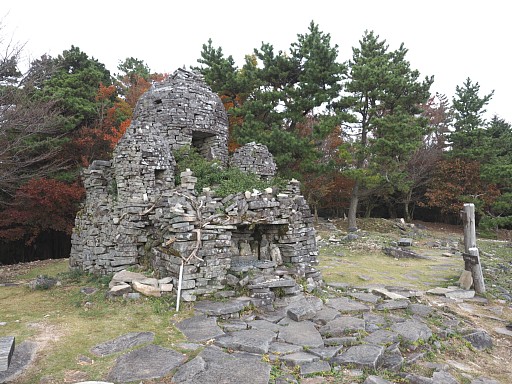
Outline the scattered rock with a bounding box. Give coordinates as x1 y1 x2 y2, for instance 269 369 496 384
463 329 493 350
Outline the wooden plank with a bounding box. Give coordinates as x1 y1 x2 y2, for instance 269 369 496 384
0 336 15 371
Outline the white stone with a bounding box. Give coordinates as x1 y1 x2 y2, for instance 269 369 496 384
132 281 161 297
160 283 174 292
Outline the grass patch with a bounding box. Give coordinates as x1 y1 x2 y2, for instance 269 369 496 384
0 263 191 384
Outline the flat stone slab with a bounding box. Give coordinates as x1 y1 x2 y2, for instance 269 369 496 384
90 332 154 356
214 329 276 354
247 319 282 333
308 345 343 360
391 319 432 343
364 376 394 384
286 296 323 322
107 344 185 383
172 345 271 384
320 316 366 337
375 299 409 311
325 297 370 313
299 360 331 376
279 320 324 348
313 306 340 325
349 292 381 304
175 315 224 343
409 303 434 317
0 336 15 371
194 299 249 316
269 341 303 355
364 329 399 345
445 289 475 299
280 351 319 366
0 341 37 383
333 344 385 369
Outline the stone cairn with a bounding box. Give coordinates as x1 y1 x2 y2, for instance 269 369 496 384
229 142 277 180
70 68 321 304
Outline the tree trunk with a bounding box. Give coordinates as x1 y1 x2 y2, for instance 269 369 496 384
348 180 359 231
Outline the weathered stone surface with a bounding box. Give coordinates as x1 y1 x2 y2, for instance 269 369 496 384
108 283 132 296
110 270 146 286
0 336 15 371
371 288 408 300
332 344 384 369
380 343 404 371
194 299 249 316
319 316 366 337
432 371 459 384
172 345 271 384
349 292 380 304
279 320 324 348
470 378 501 384
391 319 432 343
214 329 276 354
90 332 155 356
107 344 185 382
280 351 319 366
308 346 342 360
312 306 340 325
463 329 493 350
375 299 409 311
269 342 303 355
408 303 434 317
175 315 224 343
0 341 37 383
325 297 370 313
132 281 161 297
363 330 399 345
363 376 394 384
299 360 331 376
445 289 475 299
247 319 282 333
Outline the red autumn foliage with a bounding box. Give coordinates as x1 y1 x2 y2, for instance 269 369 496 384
0 178 85 244
423 158 500 215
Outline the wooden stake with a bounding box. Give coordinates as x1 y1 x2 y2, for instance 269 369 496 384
460 203 486 294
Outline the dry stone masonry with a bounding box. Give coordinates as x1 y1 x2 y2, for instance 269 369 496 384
70 68 320 302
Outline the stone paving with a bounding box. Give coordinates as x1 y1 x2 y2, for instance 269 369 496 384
2 285 508 383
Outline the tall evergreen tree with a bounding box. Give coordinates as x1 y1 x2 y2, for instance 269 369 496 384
340 31 433 228
449 77 494 159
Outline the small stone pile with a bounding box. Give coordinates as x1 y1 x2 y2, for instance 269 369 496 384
108 270 174 299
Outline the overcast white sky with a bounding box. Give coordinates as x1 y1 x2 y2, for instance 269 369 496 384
3 0 510 122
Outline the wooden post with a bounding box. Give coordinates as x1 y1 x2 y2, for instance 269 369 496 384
460 203 486 294
468 247 486 294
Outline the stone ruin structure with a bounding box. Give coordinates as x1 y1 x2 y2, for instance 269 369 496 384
70 68 320 303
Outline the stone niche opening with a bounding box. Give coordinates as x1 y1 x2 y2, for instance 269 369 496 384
191 130 216 161
229 224 285 269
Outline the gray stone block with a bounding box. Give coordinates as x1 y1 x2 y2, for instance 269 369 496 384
0 336 15 371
